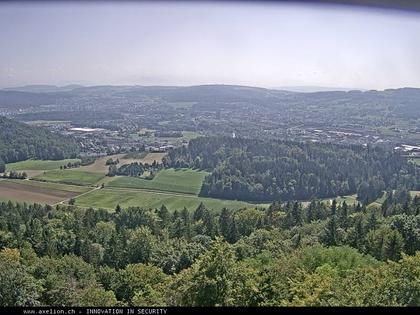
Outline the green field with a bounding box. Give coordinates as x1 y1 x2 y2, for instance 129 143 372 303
333 194 358 205
410 158 420 165
182 131 200 140
33 170 104 186
74 187 265 212
18 179 91 193
6 159 81 171
107 168 209 195
411 191 420 197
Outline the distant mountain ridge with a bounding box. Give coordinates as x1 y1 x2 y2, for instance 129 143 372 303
3 84 84 93
2 83 416 94
272 86 367 93
1 84 419 119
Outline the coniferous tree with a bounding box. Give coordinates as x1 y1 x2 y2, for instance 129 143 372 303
218 208 231 240
330 199 337 216
227 216 239 243
193 203 206 222
181 207 192 239
383 230 404 261
0 159 5 173
366 211 378 231
202 209 215 238
157 205 171 229
338 201 348 229
323 215 338 246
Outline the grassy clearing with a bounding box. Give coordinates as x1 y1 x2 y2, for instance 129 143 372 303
334 194 358 205
137 153 167 164
319 193 388 208
33 170 104 186
107 168 208 195
411 191 420 197
301 194 358 207
0 179 86 204
74 187 266 212
6 159 81 171
374 192 387 204
182 131 200 140
409 158 420 166
19 179 91 193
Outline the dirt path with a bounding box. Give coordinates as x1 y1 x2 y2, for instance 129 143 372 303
100 186 200 198
52 186 101 206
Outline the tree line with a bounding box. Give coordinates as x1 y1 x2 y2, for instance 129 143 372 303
0 170 28 179
108 161 161 178
0 190 419 306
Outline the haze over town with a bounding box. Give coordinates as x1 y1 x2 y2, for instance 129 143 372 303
1 1 420 90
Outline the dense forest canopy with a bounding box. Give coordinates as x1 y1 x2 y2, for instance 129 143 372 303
164 137 419 202
0 189 418 306
0 116 79 164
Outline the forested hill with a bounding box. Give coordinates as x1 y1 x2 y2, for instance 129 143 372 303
0 116 79 164
164 137 419 202
3 85 420 119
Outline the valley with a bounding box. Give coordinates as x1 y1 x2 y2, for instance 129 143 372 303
2 0 420 309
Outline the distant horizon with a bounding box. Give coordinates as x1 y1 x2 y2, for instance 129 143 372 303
1 2 420 89
2 82 419 93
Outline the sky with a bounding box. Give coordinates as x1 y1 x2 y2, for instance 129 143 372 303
1 1 420 90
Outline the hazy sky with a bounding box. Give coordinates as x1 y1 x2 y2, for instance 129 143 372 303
1 1 420 89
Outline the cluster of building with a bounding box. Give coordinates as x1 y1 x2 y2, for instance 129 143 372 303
394 144 420 157
55 124 182 156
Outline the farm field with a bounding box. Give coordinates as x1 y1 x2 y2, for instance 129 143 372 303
73 187 266 212
79 152 167 174
33 169 104 186
6 158 81 171
0 179 87 204
122 151 148 159
137 152 167 164
335 194 358 205
107 168 209 195
16 179 90 193
78 154 125 173
182 131 200 140
411 191 420 197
